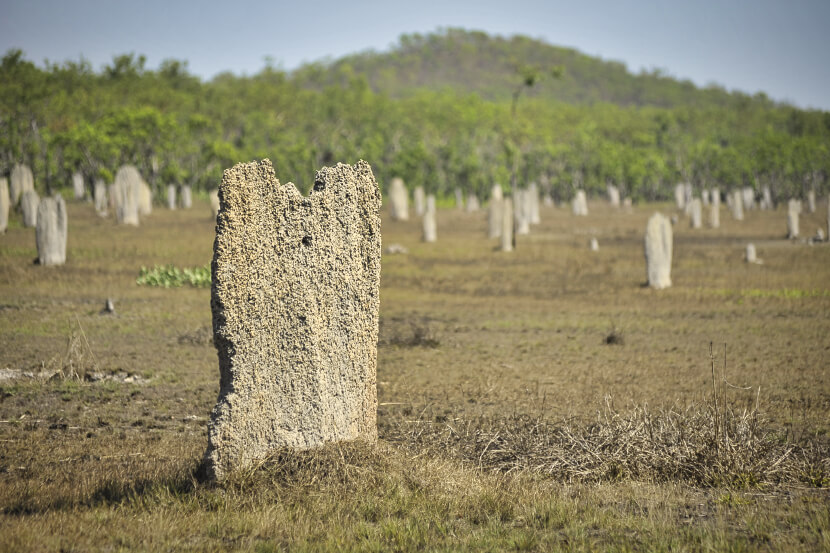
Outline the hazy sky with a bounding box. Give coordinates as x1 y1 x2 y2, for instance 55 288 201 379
2 0 828 110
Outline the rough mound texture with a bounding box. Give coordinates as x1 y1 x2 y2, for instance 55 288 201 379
491 184 503 202
500 197 513 252
682 184 693 215
787 199 801 239
742 187 755 211
209 189 219 218
674 184 685 210
731 190 744 221
114 165 141 225
36 195 67 266
94 180 107 215
138 182 152 216
422 195 436 243
10 164 34 206
528 182 540 224
204 159 381 480
607 184 620 207
72 172 85 200
21 189 40 227
709 188 720 228
515 189 530 235
745 243 758 264
387 177 408 221
181 185 192 209
689 198 702 229
572 190 588 216
488 194 502 239
645 212 672 289
787 212 799 239
413 186 425 216
762 186 773 210
0 178 8 233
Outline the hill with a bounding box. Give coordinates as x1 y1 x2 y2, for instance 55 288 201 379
291 28 766 110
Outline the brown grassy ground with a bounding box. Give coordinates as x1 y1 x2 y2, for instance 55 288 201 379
0 192 828 551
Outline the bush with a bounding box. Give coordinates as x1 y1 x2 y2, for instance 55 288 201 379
136 264 211 288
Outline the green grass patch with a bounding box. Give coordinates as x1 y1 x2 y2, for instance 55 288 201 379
136 264 211 288
0 245 36 258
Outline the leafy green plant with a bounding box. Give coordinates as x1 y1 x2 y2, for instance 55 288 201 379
136 264 211 288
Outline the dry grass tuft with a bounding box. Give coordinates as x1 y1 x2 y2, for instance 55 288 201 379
217 441 393 491
383 400 829 488
379 314 441 348
177 325 214 346
53 316 101 380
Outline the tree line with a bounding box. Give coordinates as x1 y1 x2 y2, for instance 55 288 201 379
1 30 828 205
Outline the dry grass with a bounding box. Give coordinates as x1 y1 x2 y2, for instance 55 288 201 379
1 195 829 551
379 314 442 347
384 400 828 487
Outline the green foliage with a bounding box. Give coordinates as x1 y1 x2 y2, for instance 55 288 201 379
0 28 828 202
136 265 211 288
296 28 774 109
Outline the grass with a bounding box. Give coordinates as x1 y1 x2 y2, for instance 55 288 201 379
136 264 211 288
0 196 829 551
709 287 830 299
385 400 829 486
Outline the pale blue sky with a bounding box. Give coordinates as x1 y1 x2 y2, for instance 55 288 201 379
1 0 828 109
